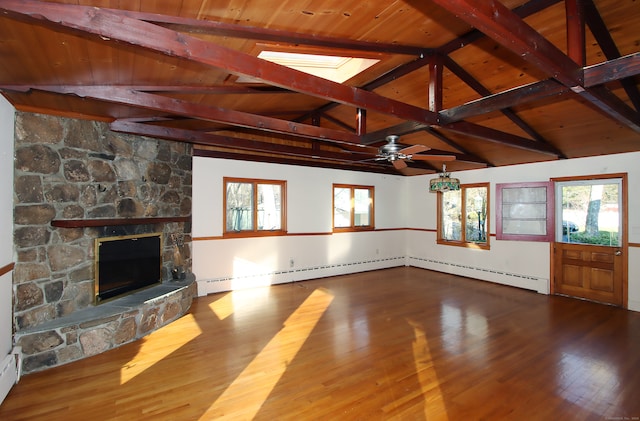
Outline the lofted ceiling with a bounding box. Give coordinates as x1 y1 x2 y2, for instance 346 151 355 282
0 0 638 175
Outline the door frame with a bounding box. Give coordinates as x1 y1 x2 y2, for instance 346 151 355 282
550 173 628 308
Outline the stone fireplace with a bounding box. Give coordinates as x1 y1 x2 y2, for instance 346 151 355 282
12 112 196 373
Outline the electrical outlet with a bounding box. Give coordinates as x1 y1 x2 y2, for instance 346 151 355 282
289 258 295 268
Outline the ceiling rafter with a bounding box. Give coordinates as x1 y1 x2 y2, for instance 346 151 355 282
110 120 375 162
441 55 559 150
583 0 640 111
18 85 365 145
584 52 640 87
427 0 640 133
0 0 440 129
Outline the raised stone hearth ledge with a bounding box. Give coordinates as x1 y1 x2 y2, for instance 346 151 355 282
15 276 196 374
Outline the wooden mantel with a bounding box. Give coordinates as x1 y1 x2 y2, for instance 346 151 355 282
51 216 190 228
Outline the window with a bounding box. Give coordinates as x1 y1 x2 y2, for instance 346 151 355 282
224 177 286 236
333 184 374 231
437 183 489 249
496 182 554 242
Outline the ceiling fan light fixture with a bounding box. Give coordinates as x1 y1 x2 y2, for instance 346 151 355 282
429 164 460 193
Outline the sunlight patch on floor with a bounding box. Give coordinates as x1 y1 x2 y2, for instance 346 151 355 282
119 313 202 385
409 319 449 420
203 288 334 420
209 293 234 320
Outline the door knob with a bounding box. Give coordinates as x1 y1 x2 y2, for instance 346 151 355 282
615 250 622 256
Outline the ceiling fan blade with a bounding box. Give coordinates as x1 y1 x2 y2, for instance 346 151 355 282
392 159 408 170
410 154 456 161
399 144 429 155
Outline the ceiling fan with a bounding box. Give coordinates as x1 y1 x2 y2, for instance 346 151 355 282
375 135 455 170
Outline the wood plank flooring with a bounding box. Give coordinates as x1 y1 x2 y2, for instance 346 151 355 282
1 267 639 420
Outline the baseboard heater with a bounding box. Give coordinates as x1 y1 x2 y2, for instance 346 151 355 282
0 347 22 405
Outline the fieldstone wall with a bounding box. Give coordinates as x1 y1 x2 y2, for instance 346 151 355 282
13 112 193 334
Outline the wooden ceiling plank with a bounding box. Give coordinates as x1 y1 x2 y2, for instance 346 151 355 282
576 86 640 133
115 9 428 56
429 0 582 87
0 0 439 129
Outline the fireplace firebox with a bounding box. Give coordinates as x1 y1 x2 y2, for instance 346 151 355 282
95 232 163 303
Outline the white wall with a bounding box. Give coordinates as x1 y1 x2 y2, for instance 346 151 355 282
192 158 408 294
0 96 17 402
0 96 15 357
406 151 640 311
192 151 640 312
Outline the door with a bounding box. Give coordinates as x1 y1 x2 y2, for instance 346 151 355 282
553 177 626 307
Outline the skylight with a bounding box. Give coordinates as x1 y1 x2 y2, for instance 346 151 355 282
238 51 379 83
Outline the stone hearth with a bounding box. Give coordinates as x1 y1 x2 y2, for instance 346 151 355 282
12 112 194 373
15 278 196 373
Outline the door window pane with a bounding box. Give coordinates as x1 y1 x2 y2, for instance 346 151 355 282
557 180 621 246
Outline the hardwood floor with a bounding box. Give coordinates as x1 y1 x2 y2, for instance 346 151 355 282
1 267 639 420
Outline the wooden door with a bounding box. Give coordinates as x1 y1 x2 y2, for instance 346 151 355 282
552 175 627 307
553 242 623 306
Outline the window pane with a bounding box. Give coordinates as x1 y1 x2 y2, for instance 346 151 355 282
465 186 488 243
334 187 352 228
257 184 282 230
442 190 462 241
354 188 371 227
560 182 620 246
226 182 253 231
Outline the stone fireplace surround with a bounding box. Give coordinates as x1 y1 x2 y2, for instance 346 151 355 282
12 112 195 373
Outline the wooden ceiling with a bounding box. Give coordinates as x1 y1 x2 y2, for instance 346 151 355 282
0 0 638 175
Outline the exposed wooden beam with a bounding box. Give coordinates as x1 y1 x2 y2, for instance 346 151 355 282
429 0 583 87
566 0 586 66
441 121 560 155
0 1 439 128
439 80 568 123
110 120 374 161
583 0 640 111
361 118 558 157
437 0 564 55
22 86 365 145
428 55 443 112
584 52 640 87
194 149 402 175
442 56 561 147
428 0 640 133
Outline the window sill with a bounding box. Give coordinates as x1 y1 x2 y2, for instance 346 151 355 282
437 239 490 250
223 230 288 239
